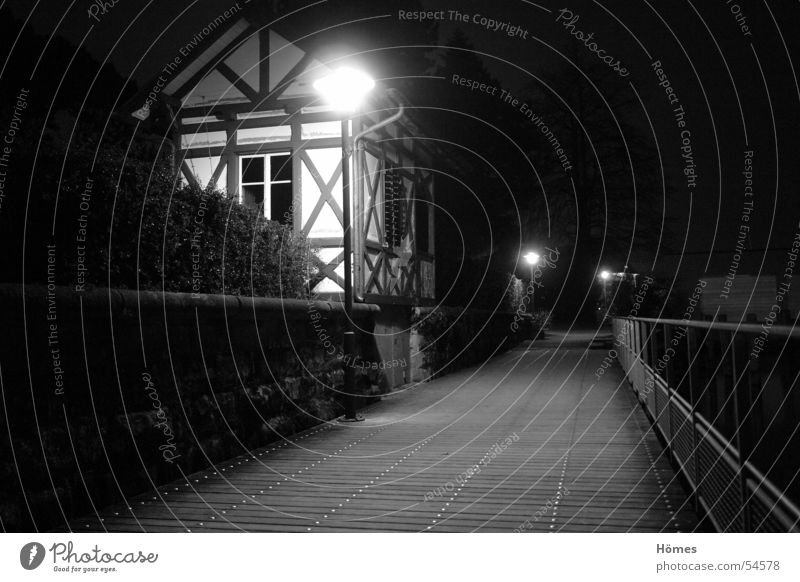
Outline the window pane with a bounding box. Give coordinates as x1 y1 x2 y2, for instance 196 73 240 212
271 182 293 225
181 130 227 149
241 157 264 183
301 121 341 140
236 125 291 144
271 154 292 182
242 184 264 210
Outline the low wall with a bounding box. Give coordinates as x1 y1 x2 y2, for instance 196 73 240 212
0 284 385 531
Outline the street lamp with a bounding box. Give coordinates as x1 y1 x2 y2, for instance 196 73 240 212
313 67 375 112
314 66 376 422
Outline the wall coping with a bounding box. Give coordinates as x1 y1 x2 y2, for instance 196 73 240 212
0 284 381 320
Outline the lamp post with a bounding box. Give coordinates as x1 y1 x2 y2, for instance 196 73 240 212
523 251 540 311
314 67 375 422
599 270 611 322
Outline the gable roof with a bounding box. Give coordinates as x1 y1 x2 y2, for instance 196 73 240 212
120 5 467 174
124 9 391 121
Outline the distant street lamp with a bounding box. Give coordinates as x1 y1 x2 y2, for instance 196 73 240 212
599 270 611 322
314 67 376 422
524 251 540 267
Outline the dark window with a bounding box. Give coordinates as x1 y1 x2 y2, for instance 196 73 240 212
239 152 293 225
241 157 264 183
271 154 292 182
271 182 293 225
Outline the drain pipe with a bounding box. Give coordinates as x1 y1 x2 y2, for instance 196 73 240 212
351 92 405 303
339 92 405 421
353 93 406 151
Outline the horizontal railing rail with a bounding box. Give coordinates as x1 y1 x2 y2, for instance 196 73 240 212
618 316 800 338
611 316 800 532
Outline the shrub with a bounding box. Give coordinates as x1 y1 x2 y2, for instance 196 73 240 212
0 116 313 299
412 306 519 377
116 183 314 298
529 309 552 336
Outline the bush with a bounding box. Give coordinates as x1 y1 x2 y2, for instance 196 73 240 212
109 183 314 298
0 115 313 299
529 309 552 336
411 306 522 377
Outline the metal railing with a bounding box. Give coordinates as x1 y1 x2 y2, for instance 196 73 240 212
611 316 800 532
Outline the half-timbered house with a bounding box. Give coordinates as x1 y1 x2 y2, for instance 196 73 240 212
127 13 436 307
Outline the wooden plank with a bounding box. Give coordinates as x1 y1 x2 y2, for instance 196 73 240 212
68 342 701 533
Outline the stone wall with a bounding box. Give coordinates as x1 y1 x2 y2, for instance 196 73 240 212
0 284 382 531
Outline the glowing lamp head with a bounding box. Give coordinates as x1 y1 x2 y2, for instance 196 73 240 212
600 270 611 281
313 67 375 112
524 252 540 266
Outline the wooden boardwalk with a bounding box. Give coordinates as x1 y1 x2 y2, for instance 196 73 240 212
69 331 700 532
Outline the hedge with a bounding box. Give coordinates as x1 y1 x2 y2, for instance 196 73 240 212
0 120 313 299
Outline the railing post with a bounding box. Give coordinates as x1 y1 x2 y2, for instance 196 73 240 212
707 329 719 414
650 321 658 418
621 319 628 368
647 322 658 420
635 320 643 398
686 326 700 514
621 319 628 382
743 334 763 530
730 332 752 532
664 323 674 447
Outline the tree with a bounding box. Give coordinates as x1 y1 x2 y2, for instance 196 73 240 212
519 55 668 322
419 29 530 309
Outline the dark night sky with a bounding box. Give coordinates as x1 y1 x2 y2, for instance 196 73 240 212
5 0 251 83
6 0 800 285
422 0 800 274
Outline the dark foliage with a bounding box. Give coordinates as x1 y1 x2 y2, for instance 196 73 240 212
0 121 313 297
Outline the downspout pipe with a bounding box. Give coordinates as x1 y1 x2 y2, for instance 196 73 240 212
353 93 406 151
351 91 405 302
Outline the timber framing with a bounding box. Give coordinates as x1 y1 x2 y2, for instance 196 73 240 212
122 8 440 305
